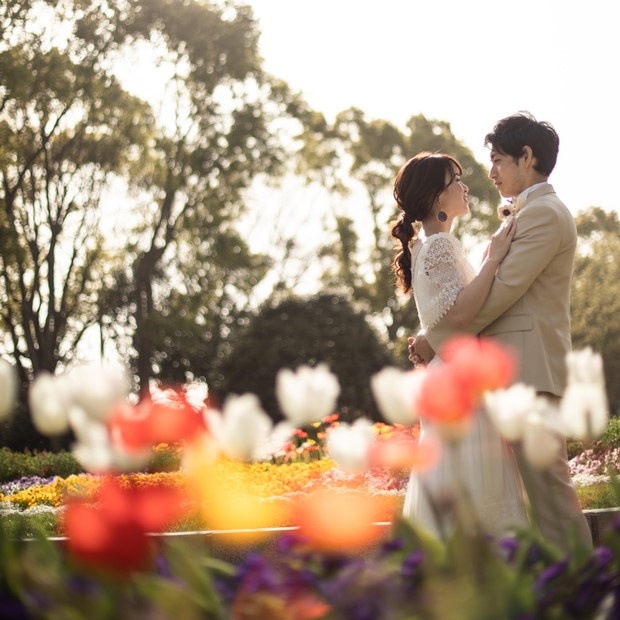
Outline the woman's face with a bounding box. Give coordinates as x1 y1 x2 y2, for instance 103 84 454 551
438 165 469 218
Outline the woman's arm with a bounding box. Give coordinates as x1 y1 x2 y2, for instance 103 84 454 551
444 218 516 329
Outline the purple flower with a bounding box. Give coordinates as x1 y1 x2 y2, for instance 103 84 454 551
235 553 278 594
535 558 569 591
499 537 520 563
401 550 424 580
380 537 405 556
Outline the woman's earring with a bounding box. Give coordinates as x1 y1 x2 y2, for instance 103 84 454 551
437 211 448 222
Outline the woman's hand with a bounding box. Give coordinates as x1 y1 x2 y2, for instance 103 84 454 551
485 217 516 265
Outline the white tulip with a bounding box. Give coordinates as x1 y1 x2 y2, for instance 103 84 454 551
69 407 149 473
68 364 130 421
565 347 605 385
560 384 608 440
206 393 275 461
253 421 295 462
370 366 425 426
28 372 71 435
560 348 609 440
0 359 18 421
484 383 538 441
275 363 340 427
326 417 375 474
522 408 564 470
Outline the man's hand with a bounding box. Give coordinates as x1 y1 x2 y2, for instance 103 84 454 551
407 333 435 367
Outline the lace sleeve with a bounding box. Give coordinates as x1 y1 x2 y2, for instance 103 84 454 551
422 236 465 325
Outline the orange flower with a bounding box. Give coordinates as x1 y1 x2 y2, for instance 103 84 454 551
63 476 189 574
368 433 440 473
109 389 206 452
417 363 476 428
440 335 516 397
294 489 386 552
321 413 340 425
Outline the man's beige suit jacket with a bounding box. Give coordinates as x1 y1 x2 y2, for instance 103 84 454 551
426 183 577 396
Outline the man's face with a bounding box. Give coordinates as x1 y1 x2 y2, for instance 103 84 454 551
488 149 529 198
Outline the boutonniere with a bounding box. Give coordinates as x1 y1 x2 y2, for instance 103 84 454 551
497 196 524 220
497 200 516 220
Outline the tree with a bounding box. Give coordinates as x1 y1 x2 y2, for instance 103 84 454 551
0 3 151 384
571 207 620 414
216 293 394 423
0 1 154 448
70 0 312 394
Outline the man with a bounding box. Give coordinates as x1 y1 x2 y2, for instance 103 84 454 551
410 111 592 551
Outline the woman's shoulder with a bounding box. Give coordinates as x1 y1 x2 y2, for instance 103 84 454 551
419 233 463 256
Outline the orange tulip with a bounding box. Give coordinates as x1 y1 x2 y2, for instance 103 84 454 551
63 476 188 574
417 363 476 425
109 388 206 452
294 489 386 552
440 335 517 397
368 433 441 473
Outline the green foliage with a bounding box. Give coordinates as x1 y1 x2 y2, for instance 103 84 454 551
0 511 60 538
572 207 620 414
216 293 394 422
576 483 619 510
0 448 82 483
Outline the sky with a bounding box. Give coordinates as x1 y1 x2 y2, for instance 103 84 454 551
245 0 620 217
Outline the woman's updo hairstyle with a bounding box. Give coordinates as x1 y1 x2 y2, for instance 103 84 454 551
390 152 462 293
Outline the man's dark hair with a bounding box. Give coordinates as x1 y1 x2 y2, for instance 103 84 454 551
484 111 559 176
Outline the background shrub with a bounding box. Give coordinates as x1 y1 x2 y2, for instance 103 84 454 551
0 449 83 483
215 293 394 423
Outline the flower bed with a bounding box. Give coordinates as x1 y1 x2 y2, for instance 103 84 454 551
0 338 618 618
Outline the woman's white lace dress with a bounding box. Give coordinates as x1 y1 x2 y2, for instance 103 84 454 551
402 232 528 539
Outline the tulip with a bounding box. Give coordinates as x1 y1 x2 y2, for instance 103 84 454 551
63 476 188 574
522 408 564 470
370 366 425 425
0 358 17 421
70 407 150 473
206 393 282 461
417 363 476 441
440 335 517 396
68 363 130 422
368 433 441 473
560 383 608 440
28 372 71 435
560 348 609 440
325 417 375 474
565 347 605 385
294 489 386 552
275 363 340 427
483 383 538 441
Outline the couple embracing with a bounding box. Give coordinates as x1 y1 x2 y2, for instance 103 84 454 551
391 111 592 551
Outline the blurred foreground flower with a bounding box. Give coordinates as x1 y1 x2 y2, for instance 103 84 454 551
184 442 291 544
560 347 609 440
325 418 375 474
109 387 207 453
294 489 387 552
370 366 425 425
205 393 292 462
276 363 340 427
484 383 538 441
369 433 441 474
63 476 189 574
412 335 517 442
0 358 17 421
28 371 73 435
440 335 517 396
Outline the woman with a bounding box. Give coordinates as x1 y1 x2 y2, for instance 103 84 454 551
390 152 527 539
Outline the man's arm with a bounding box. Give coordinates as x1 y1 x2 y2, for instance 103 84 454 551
425 203 562 353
